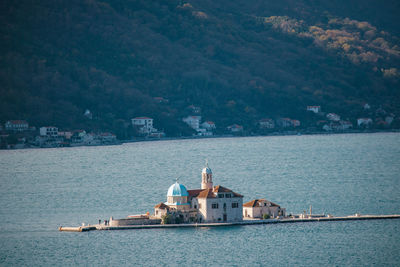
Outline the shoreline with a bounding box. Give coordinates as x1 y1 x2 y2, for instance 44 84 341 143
2 129 400 150
121 128 400 144
59 214 400 232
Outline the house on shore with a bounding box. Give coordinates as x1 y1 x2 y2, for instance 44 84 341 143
227 124 243 133
357 118 373 128
243 199 286 219
183 116 202 131
201 121 216 131
132 117 156 135
5 120 29 132
258 118 275 129
40 126 58 137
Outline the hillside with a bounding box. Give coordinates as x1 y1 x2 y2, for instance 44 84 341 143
0 0 399 137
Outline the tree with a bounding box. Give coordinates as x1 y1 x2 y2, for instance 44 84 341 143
263 214 270 219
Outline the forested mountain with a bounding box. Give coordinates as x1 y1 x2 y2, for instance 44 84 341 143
1 0 399 136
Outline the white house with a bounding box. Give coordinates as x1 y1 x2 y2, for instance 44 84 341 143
385 116 394 125
83 109 93 119
99 132 117 143
291 119 301 127
307 106 321 113
227 124 243 132
40 126 58 137
322 124 332 131
326 113 341 121
276 118 293 128
71 130 87 143
183 116 202 130
5 120 29 131
243 199 286 219
258 118 275 129
58 131 73 140
132 117 156 134
187 105 201 114
201 121 216 131
357 118 373 127
339 120 353 130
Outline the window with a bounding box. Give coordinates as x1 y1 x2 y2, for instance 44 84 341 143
199 204 202 209
212 203 219 209
218 194 224 198
156 210 159 215
232 203 239 208
264 203 267 206
225 194 231 198
194 205 197 209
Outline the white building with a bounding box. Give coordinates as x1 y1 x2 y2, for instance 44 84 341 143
5 120 29 131
276 118 293 128
71 130 87 143
327 113 341 121
58 131 73 140
259 118 275 129
243 199 286 219
84 109 93 119
132 117 156 134
307 106 321 113
227 124 243 132
187 105 201 114
183 116 202 130
154 163 243 223
99 132 117 143
339 120 353 130
292 119 301 127
385 116 394 125
357 118 373 127
40 126 58 137
201 121 216 131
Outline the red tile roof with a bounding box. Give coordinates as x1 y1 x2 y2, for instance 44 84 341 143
213 185 232 193
154 202 169 209
213 185 243 197
243 199 280 207
197 189 216 198
188 189 205 197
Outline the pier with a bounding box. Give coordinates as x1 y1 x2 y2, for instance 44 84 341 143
59 214 400 232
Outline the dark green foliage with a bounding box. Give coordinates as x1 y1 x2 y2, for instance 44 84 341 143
161 214 172 224
0 0 399 135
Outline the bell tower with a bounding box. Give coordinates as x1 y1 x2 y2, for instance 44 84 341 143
201 160 213 189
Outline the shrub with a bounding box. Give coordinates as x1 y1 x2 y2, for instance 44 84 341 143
161 214 172 224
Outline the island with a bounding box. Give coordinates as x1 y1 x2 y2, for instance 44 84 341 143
59 162 400 232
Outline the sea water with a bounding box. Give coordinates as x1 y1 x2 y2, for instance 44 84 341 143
0 133 399 266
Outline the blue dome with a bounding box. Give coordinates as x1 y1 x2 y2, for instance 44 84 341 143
167 182 189 197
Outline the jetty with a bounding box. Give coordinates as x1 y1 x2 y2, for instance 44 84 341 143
59 214 400 232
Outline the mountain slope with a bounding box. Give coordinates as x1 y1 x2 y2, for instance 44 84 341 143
0 0 399 136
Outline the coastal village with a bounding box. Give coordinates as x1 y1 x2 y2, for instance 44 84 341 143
1 102 398 149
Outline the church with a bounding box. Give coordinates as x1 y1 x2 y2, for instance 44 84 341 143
154 163 243 223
